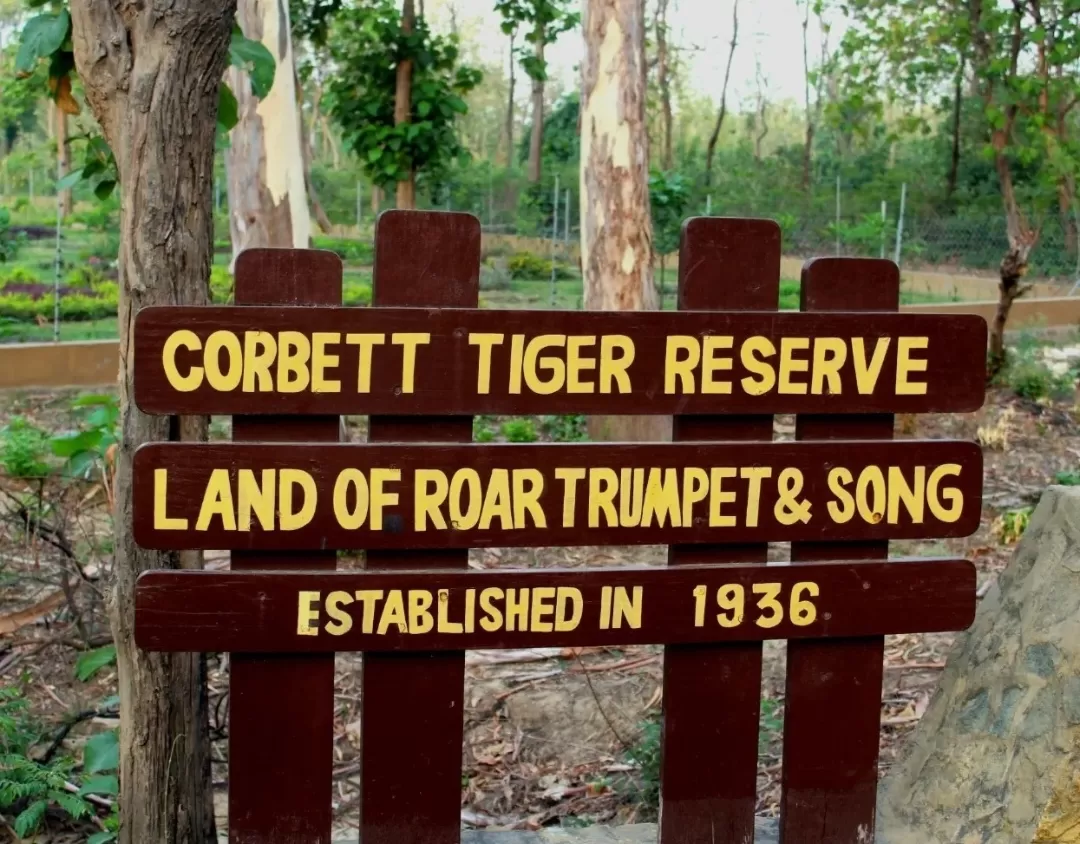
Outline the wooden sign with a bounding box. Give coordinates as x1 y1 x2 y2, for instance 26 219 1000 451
134 559 976 653
132 306 987 416
132 439 983 550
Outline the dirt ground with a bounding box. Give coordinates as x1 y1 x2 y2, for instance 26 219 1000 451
0 377 1075 839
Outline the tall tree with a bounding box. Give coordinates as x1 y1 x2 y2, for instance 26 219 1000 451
581 0 655 311
395 0 417 207
703 0 738 188
226 0 310 261
799 0 829 192
327 0 481 208
67 2 235 842
495 0 578 182
653 0 673 170
505 24 517 166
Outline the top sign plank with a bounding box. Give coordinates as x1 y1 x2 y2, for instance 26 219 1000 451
133 306 987 416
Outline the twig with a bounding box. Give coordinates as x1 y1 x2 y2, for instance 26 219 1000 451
569 655 658 674
62 780 112 813
572 651 629 751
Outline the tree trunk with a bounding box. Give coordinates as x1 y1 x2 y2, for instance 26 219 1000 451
505 27 516 167
945 54 964 202
581 0 655 313
296 66 332 233
1059 174 1077 255
704 0 738 188
655 0 672 171
988 241 1033 378
372 184 382 216
527 24 545 184
69 3 232 844
225 0 311 266
800 0 814 192
56 106 71 217
395 0 416 209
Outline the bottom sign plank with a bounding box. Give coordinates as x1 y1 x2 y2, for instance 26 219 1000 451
135 559 975 652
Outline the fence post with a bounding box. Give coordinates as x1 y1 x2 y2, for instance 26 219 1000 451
893 183 907 267
659 217 781 843
550 172 560 307
229 249 343 843
361 210 480 844
780 257 899 843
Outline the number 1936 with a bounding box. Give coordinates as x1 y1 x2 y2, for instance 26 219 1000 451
692 581 820 629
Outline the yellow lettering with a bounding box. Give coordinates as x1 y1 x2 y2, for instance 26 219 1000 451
297 591 320 636
392 333 431 394
280 469 317 531
740 466 771 528
242 331 276 392
479 469 513 530
163 330 203 392
642 468 681 528
414 469 448 531
409 590 435 634
333 469 370 530
512 469 546 529
154 469 188 530
508 334 524 394
377 590 408 635
708 467 737 527
237 468 275 531
896 337 929 395
888 466 925 524
479 587 504 632
354 590 384 634
203 330 243 392
778 337 810 395
554 587 583 631
612 586 642 629
196 469 236 531
856 466 886 524
523 335 566 395
826 467 855 523
665 336 699 394
277 331 311 393
555 467 586 527
530 586 556 632
619 467 644 527
345 333 386 393
599 335 634 393
811 337 847 395
740 336 776 395
325 590 354 635
369 468 401 530
588 467 619 528
505 588 529 631
852 337 890 395
566 335 597 393
311 332 341 393
469 333 504 394
927 463 963 522
682 467 709 526
449 468 481 530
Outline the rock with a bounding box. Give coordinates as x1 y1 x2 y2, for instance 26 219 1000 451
877 485 1080 843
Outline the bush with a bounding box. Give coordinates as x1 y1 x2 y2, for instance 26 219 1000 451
507 251 574 280
500 418 537 442
313 236 374 264
1054 470 1080 486
1001 355 1072 401
0 279 118 322
540 414 587 442
343 279 372 306
210 266 233 304
0 417 49 478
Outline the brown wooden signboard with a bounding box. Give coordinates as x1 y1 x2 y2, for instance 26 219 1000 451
133 306 987 416
132 439 982 550
134 559 976 653
129 214 987 844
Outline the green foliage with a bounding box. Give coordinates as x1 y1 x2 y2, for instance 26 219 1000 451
1054 470 1080 486
995 506 1033 545
500 418 537 443
1 416 49 478
229 26 276 100
649 169 692 258
0 208 25 263
312 236 374 263
507 251 573 279
210 266 233 304
540 414 587 442
83 730 118 776
473 415 496 443
327 0 482 190
75 645 117 682
997 347 1073 401
50 393 119 480
494 0 579 82
15 9 71 75
625 718 661 813
828 212 889 256
0 687 97 839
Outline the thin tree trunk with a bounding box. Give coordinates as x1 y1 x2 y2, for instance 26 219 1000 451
505 27 516 166
56 106 71 217
395 0 417 209
582 0 660 442
321 115 340 167
945 54 965 202
528 23 545 183
69 3 231 843
655 0 673 170
800 0 813 191
372 184 382 216
225 0 311 266
1060 174 1077 255
296 65 332 233
704 0 738 188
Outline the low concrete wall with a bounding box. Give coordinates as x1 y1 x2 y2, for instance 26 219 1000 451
0 340 118 389
902 295 1080 329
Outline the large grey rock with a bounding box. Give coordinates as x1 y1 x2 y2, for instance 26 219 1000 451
877 486 1080 843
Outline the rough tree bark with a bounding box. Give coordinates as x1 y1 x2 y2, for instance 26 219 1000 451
703 0 738 188
945 54 964 202
69 2 233 843
395 0 417 209
226 0 311 264
505 27 516 166
581 0 663 442
527 21 545 183
654 0 672 171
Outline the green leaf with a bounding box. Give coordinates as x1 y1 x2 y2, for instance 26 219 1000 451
78 775 119 797
51 429 103 458
416 100 432 117
14 799 47 836
218 83 239 131
72 394 115 408
56 166 85 190
52 790 93 818
88 831 118 844
229 32 276 99
16 11 71 74
94 180 117 200
75 645 117 681
84 730 119 774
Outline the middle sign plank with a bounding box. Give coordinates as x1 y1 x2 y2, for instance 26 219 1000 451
134 440 983 551
133 307 987 416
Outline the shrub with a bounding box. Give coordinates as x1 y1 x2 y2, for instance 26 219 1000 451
312 236 374 264
500 418 538 442
473 416 495 443
1 417 50 478
210 266 233 304
343 279 372 306
1002 355 1072 401
994 507 1033 544
540 414 587 442
1054 470 1080 486
507 251 574 280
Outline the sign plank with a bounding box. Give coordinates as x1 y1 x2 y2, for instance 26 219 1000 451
132 440 983 551
133 559 976 653
132 306 987 416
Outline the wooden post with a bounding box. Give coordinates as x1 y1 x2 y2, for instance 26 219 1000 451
360 210 480 844
781 257 900 843
660 217 781 842
229 248 343 843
